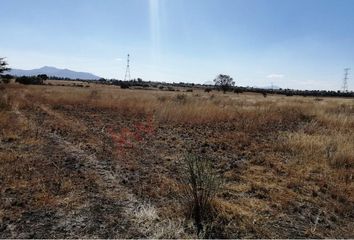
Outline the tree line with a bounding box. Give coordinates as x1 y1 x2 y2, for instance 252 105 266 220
1 58 353 98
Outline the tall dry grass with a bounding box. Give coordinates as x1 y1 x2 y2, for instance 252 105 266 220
1 83 353 238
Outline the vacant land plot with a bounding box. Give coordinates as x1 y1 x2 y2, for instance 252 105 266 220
0 83 353 238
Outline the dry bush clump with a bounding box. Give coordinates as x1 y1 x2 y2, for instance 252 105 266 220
180 153 223 236
132 202 192 238
0 93 10 111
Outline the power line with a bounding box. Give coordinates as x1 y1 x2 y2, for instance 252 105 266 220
124 54 131 81
342 68 350 92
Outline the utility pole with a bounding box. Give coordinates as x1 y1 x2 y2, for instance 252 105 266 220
343 68 350 92
124 54 131 81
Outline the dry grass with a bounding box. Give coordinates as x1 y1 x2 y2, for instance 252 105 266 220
0 83 353 238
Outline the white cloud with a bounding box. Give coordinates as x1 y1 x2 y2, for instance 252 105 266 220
114 58 123 61
266 74 284 79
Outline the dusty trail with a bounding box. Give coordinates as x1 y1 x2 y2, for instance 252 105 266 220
47 131 137 238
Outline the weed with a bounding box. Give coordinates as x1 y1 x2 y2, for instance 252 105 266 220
180 153 222 235
88 89 100 101
175 94 188 104
157 95 167 102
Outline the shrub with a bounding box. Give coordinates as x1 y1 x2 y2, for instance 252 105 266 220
167 87 175 91
175 94 187 104
157 95 167 102
1 78 10 84
15 76 43 85
88 90 100 101
180 153 222 235
233 88 243 94
120 82 130 89
0 92 11 110
1 74 13 84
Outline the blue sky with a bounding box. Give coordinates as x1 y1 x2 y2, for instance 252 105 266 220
1 0 354 90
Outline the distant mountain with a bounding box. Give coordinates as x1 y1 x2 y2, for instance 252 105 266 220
8 66 101 80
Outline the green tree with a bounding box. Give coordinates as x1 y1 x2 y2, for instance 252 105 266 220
213 74 235 93
37 74 49 81
0 58 11 74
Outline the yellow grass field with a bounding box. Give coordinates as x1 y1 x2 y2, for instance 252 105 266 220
1 83 353 238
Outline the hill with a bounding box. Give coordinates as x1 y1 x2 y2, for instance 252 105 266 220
8 66 101 80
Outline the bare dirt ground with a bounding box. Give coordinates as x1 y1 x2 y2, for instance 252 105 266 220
0 84 353 238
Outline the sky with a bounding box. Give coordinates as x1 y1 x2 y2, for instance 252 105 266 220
1 0 354 90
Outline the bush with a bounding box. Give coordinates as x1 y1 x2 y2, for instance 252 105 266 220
180 153 222 235
233 88 243 94
15 76 43 85
175 94 187 104
120 82 130 89
1 79 10 84
157 95 168 102
1 74 13 84
88 90 100 101
167 87 175 91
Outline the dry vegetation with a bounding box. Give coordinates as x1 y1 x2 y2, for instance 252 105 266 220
0 83 353 238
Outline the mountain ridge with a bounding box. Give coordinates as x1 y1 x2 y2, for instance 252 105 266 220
8 66 101 80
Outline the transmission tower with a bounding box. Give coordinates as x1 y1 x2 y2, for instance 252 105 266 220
343 68 350 92
124 54 131 81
